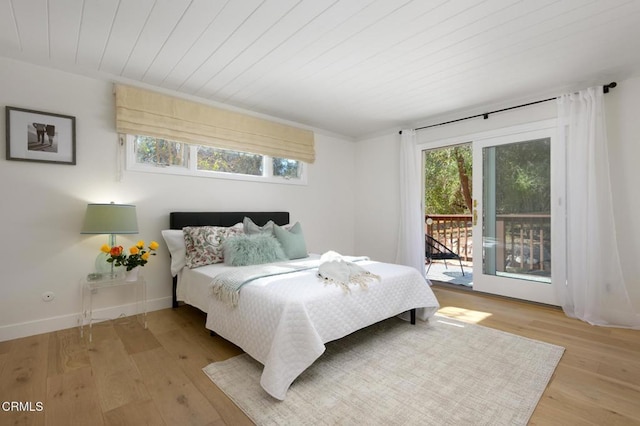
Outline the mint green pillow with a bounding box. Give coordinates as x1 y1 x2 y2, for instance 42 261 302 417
223 234 287 266
243 217 275 235
274 222 308 260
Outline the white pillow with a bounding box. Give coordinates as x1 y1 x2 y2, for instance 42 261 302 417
161 229 187 276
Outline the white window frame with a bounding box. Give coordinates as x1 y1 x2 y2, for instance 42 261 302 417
123 134 307 185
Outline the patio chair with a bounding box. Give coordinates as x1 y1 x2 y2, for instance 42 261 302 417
425 234 465 276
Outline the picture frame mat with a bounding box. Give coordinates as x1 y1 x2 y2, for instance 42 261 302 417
6 107 75 164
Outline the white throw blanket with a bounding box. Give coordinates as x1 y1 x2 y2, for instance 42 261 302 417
317 251 380 292
211 251 380 307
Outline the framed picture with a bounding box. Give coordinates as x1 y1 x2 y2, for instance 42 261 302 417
6 106 76 165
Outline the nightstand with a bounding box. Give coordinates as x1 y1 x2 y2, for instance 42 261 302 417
80 273 147 342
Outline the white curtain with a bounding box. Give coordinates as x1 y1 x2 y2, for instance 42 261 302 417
558 86 640 328
396 129 426 278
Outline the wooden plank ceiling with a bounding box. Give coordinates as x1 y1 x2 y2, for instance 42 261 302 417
1 0 640 138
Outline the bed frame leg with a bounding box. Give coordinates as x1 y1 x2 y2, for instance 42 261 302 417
172 277 179 308
210 330 217 337
410 309 416 325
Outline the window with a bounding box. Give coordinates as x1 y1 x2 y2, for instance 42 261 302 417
197 146 262 175
134 135 187 167
273 157 303 179
124 135 306 184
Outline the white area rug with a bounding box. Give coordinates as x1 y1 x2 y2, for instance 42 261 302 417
203 315 564 425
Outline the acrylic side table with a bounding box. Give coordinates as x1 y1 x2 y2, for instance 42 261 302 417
80 274 147 342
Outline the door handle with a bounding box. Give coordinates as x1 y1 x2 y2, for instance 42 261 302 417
472 199 478 225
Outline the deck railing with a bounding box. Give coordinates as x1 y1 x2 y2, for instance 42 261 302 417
425 213 551 273
425 214 472 261
493 214 550 274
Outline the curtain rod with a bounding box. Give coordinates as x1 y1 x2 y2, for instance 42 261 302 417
399 82 617 134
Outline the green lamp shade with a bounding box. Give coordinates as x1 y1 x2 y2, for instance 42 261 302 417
82 203 138 276
81 203 139 235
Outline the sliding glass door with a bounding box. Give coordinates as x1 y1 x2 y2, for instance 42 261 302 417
471 122 564 305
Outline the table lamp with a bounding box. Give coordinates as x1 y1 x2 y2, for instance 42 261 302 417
81 202 139 278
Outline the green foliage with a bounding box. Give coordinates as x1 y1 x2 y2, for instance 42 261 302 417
197 147 262 175
273 158 301 178
135 136 185 166
493 138 550 214
133 135 302 180
424 144 472 214
424 138 550 216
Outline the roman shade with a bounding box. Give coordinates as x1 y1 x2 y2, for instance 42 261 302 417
115 84 315 163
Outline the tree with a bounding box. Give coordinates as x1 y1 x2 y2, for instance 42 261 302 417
135 136 185 166
424 139 550 216
424 144 472 214
494 139 550 214
273 158 301 178
454 146 473 212
197 147 262 175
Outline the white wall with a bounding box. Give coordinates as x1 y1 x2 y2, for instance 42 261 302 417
353 133 400 262
355 77 640 309
606 76 640 308
0 58 356 341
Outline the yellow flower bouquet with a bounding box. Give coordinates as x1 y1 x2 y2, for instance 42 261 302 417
101 240 159 271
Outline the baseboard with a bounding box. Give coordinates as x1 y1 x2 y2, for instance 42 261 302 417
0 296 173 342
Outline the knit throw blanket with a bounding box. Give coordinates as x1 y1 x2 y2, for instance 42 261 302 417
211 262 316 307
317 259 381 292
211 252 379 307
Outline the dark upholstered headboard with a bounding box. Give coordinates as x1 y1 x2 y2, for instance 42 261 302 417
169 211 290 308
170 211 290 230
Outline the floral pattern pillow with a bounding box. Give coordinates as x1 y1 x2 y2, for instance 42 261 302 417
183 226 243 268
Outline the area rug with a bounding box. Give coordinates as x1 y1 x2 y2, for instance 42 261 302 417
203 314 564 425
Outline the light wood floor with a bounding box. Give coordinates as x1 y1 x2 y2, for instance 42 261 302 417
1 285 639 425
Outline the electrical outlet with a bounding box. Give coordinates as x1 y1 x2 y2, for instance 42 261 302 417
42 291 55 302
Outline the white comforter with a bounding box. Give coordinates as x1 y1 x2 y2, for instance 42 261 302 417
178 255 439 400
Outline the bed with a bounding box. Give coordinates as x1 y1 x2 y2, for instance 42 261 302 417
165 211 440 400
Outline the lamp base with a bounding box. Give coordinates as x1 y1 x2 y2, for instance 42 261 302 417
94 252 122 279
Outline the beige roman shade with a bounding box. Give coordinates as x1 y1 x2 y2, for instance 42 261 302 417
115 84 315 163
